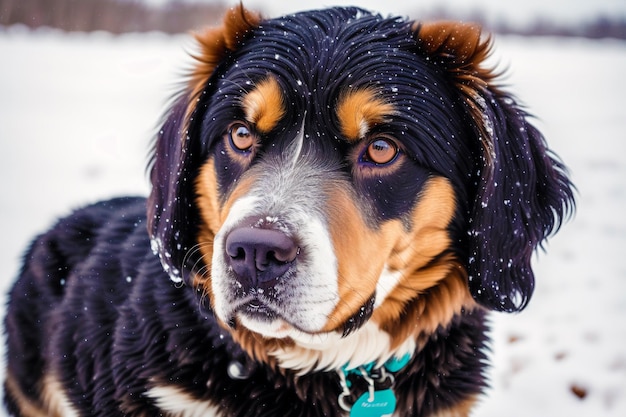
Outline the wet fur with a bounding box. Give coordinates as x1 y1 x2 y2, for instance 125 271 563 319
4 6 574 417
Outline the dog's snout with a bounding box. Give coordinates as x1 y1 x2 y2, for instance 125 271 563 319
225 228 298 286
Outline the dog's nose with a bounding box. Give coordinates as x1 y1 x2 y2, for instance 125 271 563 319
225 227 298 286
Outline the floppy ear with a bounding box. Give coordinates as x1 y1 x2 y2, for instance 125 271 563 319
147 5 261 283
414 22 575 312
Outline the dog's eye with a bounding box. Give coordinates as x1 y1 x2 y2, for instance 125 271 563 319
228 122 256 152
363 137 399 165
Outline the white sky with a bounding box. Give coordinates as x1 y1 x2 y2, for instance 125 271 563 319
146 0 626 26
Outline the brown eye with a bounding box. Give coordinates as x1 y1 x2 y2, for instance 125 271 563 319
364 138 398 165
228 122 255 152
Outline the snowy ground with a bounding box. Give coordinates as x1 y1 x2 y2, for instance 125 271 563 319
0 25 625 416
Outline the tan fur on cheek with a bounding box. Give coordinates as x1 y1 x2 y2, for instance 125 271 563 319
194 159 256 297
378 177 458 309
320 189 401 332
371 177 478 347
387 177 457 275
196 159 222 237
320 177 458 333
378 263 476 349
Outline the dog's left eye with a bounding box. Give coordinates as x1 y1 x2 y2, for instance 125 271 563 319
362 137 399 165
228 122 256 152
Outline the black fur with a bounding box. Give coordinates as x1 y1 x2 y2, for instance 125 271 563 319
149 7 573 311
4 198 488 416
4 7 574 417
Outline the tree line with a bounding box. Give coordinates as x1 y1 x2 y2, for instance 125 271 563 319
417 7 626 40
1 0 625 39
492 16 626 40
0 0 227 34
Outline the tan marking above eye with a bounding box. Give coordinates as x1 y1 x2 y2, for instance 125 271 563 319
242 76 286 133
336 88 396 141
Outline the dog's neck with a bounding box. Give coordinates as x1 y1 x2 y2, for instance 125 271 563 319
269 321 416 375
229 269 474 375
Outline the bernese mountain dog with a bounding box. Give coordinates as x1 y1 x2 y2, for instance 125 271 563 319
3 5 574 417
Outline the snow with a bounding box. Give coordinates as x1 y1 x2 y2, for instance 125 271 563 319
1 26 625 416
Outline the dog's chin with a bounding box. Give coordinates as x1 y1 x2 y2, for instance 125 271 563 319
236 313 349 351
225 300 311 339
237 313 299 339
230 302 337 343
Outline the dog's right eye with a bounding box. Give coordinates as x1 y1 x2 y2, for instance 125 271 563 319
359 136 400 167
365 138 398 165
228 122 256 152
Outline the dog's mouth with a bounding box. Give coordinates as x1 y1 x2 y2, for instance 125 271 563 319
225 287 344 339
230 297 307 339
224 288 377 341
241 297 278 321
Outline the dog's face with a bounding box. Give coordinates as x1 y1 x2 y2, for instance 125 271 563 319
196 13 474 341
148 7 573 368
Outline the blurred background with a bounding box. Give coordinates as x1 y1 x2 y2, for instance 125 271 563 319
1 1 625 417
1 0 625 38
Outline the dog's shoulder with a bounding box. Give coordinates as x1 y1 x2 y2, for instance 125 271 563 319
14 196 148 295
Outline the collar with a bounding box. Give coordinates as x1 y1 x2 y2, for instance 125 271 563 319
337 353 411 416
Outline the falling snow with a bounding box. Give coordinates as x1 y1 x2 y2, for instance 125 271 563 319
0 28 624 417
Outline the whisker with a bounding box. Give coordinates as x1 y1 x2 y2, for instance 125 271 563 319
182 241 214 275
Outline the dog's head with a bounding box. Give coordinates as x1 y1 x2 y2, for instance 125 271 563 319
148 6 574 369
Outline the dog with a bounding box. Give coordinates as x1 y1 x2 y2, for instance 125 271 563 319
3 5 574 417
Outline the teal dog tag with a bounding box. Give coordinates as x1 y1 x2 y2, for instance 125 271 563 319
350 389 396 417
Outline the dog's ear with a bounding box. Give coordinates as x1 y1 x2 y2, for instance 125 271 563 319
414 22 575 312
147 5 261 282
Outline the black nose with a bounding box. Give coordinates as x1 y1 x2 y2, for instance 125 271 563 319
225 227 298 287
